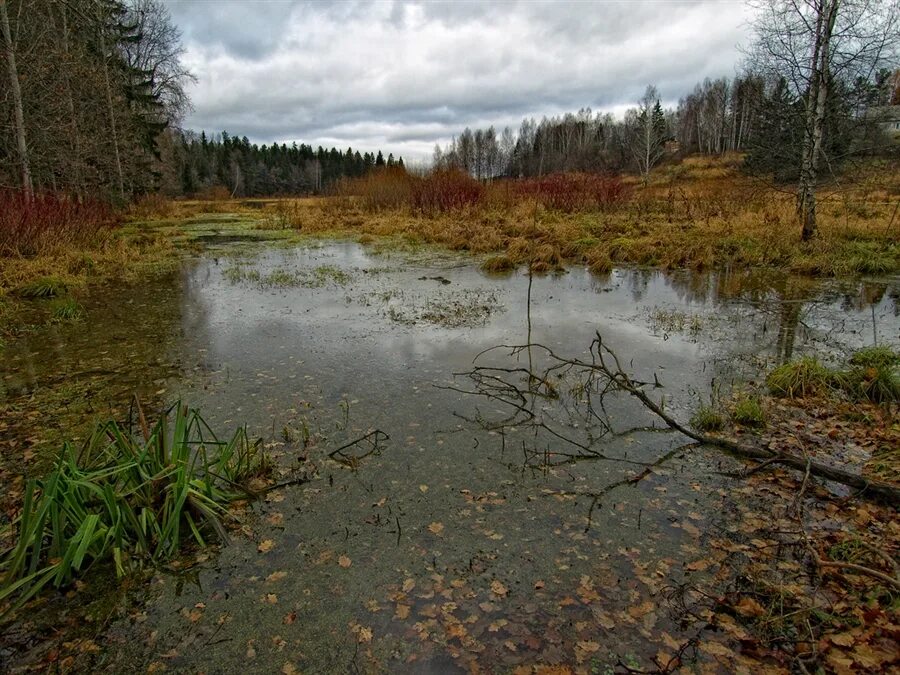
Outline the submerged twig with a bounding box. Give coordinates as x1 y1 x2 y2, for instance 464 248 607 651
455 332 900 504
328 430 390 466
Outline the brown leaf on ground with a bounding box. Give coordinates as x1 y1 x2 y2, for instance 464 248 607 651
733 596 766 618
700 641 735 658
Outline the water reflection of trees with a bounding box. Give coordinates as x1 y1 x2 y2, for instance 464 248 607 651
658 270 897 361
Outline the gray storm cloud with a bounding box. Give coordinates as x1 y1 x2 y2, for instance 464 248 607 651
169 0 753 160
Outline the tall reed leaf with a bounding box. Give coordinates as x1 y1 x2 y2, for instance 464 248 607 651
0 402 268 616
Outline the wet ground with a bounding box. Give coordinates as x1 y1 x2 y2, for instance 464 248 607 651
1 237 898 673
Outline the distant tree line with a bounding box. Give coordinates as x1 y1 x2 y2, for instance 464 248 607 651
167 131 400 198
3 0 896 216
0 0 398 201
433 68 898 183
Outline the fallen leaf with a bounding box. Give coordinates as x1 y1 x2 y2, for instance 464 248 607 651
427 522 445 535
490 580 508 597
258 540 275 553
700 641 734 658
734 596 766 618
575 640 601 662
338 555 352 568
488 619 508 632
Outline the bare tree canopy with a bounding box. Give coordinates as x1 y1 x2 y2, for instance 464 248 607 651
0 0 195 200
747 0 900 239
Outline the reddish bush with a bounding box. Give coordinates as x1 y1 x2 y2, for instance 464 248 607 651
338 168 627 215
411 169 483 213
337 167 413 210
515 173 630 212
195 185 232 201
0 189 116 256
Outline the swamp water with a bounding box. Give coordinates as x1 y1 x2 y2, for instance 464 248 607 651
1 239 897 673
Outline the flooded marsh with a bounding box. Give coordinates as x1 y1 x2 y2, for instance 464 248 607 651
1 233 897 673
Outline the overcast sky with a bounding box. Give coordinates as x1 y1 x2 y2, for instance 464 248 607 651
168 0 754 161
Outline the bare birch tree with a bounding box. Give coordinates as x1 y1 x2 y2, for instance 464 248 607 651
749 0 900 240
628 85 668 184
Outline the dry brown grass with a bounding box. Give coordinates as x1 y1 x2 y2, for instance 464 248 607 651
0 232 177 294
119 154 900 280
241 155 897 276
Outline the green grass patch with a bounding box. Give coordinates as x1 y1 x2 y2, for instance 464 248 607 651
766 357 835 398
732 395 766 427
849 346 900 370
49 298 84 323
844 345 899 403
836 241 898 275
224 264 351 288
691 405 725 432
765 347 899 404
14 277 69 299
0 403 270 616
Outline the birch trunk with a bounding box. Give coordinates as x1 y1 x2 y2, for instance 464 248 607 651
97 15 125 201
798 0 839 242
1 0 33 197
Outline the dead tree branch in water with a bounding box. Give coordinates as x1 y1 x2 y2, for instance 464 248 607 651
453 333 900 505
584 333 899 504
443 356 672 469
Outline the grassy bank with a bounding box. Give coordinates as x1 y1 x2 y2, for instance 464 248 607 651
254 154 899 276
0 199 228 339
2 154 896 337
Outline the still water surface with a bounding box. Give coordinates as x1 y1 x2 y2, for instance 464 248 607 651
2 240 897 672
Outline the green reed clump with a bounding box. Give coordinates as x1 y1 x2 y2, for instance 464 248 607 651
844 346 899 403
49 297 83 322
766 357 836 399
0 403 269 615
731 395 766 427
14 276 68 299
766 348 899 404
690 404 725 432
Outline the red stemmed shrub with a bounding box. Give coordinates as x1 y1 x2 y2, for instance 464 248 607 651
410 169 483 214
515 173 630 212
0 190 116 256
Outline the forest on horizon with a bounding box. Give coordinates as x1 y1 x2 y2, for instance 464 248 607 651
1 0 898 202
